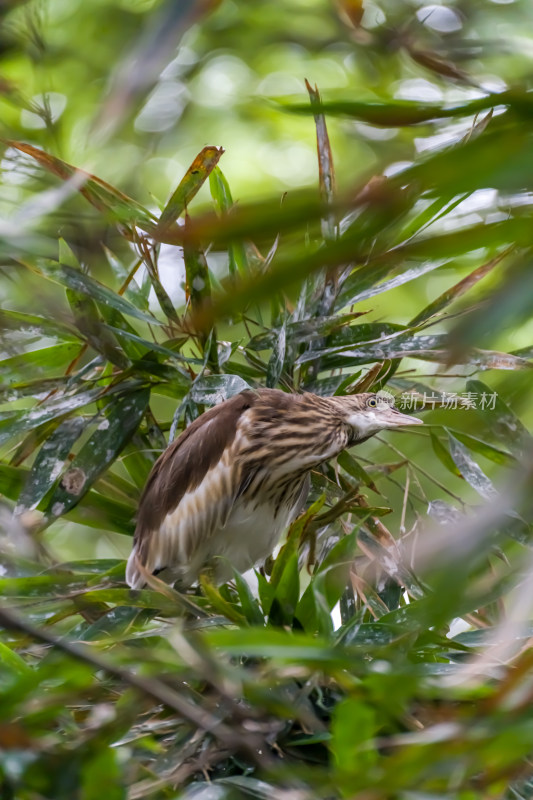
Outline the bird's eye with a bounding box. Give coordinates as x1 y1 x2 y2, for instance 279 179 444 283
367 397 377 408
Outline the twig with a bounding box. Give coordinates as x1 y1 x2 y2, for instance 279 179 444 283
376 436 465 505
400 470 410 535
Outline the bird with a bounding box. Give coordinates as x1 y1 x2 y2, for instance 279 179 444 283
125 388 423 590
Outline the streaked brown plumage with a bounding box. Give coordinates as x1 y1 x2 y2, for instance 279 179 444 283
126 388 422 589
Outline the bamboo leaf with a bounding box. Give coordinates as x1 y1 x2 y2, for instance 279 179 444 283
410 249 511 326
232 570 265 626
183 228 218 370
157 146 224 232
199 574 247 625
0 641 31 675
306 79 337 240
268 551 300 626
466 378 533 453
0 343 82 384
448 434 498 501
41 263 164 326
313 336 531 372
282 94 509 125
42 388 149 519
337 451 379 493
270 495 326 591
447 253 533 358
0 310 80 341
331 698 377 777
4 139 155 228
247 312 365 350
447 429 516 467
67 288 130 368
337 259 447 308
0 389 102 447
190 374 250 405
0 464 27 500
297 530 358 633
430 431 462 478
209 166 248 275
17 417 86 512
266 320 286 388
67 493 135 536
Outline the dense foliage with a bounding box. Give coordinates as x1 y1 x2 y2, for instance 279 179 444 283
2 1 533 798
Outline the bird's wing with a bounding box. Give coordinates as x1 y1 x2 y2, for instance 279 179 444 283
126 391 257 589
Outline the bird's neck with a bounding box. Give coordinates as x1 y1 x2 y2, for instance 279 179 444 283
237 392 351 476
318 394 374 446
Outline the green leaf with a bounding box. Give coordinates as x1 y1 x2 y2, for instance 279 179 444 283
0 309 80 341
121 435 158 491
102 325 193 371
0 343 82 384
410 250 510 326
66 492 135 536
282 94 502 125
247 312 365 351
448 429 516 467
41 263 163 326
297 530 358 633
183 236 218 368
256 570 275 617
96 309 150 362
67 288 129 368
268 551 299 626
466 378 533 453
232 570 265 626
200 573 247 625
337 451 379 492
265 320 286 388
448 252 533 358
206 627 362 666
430 431 461 478
17 417 86 511
0 573 94 598
5 138 155 229
312 332 531 372
209 165 234 212
190 374 250 405
448 434 498 501
43 388 149 518
157 145 224 231
0 389 102 447
269 495 326 592
80 747 124 800
0 463 26 500
306 79 337 240
330 698 378 776
0 376 69 403
209 166 248 275
0 640 32 676
315 530 359 607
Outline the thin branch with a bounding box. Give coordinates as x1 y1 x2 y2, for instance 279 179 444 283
376 436 466 505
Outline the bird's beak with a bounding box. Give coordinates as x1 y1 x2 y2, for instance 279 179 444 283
379 406 424 429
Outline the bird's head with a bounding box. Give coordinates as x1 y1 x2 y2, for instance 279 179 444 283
335 391 423 443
